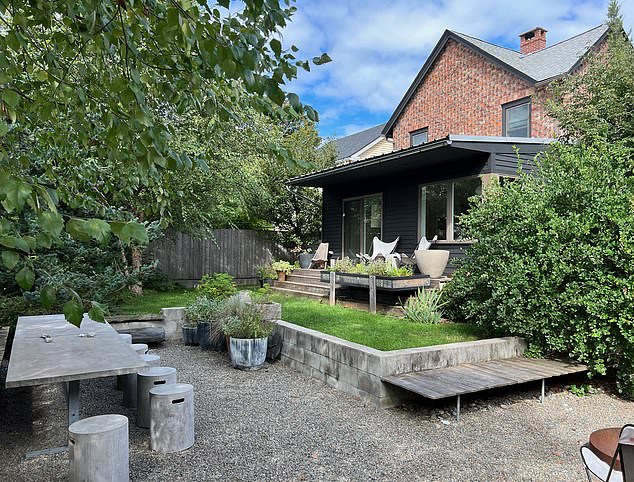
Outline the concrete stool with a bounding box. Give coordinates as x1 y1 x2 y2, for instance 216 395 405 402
68 414 128 482
136 367 176 428
130 343 148 355
122 354 161 408
150 383 194 453
116 334 133 390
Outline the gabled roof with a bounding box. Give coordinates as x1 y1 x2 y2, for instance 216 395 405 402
334 123 386 161
383 24 609 137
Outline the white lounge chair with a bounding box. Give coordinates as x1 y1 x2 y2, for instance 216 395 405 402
310 243 330 269
357 237 400 262
416 235 438 251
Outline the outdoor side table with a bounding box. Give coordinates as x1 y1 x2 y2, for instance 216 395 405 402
150 383 195 453
69 414 129 482
136 367 177 428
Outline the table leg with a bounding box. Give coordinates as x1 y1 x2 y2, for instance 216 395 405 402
540 379 545 404
25 380 79 459
68 380 80 425
456 395 461 422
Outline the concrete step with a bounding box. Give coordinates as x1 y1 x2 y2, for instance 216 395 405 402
290 268 324 279
273 280 330 295
270 286 328 300
286 273 330 285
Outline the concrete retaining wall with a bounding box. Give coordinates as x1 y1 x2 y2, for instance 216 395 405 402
277 320 526 408
106 307 186 341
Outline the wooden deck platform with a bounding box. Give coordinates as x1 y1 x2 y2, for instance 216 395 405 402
382 357 587 420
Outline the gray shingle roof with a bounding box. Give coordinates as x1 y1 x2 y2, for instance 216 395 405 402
334 123 385 160
451 24 608 82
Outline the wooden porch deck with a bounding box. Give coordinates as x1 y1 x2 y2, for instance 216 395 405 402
382 357 587 420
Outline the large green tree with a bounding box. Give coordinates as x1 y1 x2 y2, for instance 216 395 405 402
444 3 634 396
0 1 329 324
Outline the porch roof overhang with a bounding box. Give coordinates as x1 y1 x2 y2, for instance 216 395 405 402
289 135 554 188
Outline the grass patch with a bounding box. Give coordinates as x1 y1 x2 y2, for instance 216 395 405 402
111 289 198 315
272 294 481 351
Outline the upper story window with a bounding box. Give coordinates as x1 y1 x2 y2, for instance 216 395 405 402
410 128 428 146
503 98 531 137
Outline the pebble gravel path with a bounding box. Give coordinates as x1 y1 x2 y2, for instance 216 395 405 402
1 341 632 481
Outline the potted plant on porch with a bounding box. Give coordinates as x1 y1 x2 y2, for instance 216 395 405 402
271 260 293 282
222 303 275 370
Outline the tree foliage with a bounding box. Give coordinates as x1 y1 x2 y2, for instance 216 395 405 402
0 1 328 325
444 3 634 396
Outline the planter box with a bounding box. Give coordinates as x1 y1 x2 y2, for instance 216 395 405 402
320 271 430 291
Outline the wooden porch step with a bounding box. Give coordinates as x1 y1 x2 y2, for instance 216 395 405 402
273 280 330 295
289 268 324 279
269 286 328 300
286 273 331 286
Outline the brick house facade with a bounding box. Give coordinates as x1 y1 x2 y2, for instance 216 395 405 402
391 39 557 150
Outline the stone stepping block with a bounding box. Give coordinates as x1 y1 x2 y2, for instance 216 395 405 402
116 327 165 344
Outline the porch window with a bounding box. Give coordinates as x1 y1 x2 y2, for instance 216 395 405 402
420 177 481 241
503 98 531 137
343 194 382 258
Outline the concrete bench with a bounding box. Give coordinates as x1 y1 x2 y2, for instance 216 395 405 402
115 327 165 344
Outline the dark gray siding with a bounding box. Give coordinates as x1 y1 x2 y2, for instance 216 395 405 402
492 151 538 175
321 155 488 257
431 242 472 274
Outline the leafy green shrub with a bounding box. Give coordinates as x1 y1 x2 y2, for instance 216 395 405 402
271 260 293 275
569 384 595 397
142 266 176 291
443 141 634 396
402 289 445 324
0 296 29 327
185 296 226 324
196 273 237 300
257 263 277 280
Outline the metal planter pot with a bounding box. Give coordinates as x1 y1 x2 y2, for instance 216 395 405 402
298 252 313 269
182 325 199 346
229 337 268 370
197 321 212 350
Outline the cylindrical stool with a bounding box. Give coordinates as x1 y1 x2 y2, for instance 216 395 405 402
116 334 133 390
130 343 148 355
136 367 177 428
150 383 194 453
69 414 129 482
122 354 161 408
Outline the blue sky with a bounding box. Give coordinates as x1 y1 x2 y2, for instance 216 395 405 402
279 0 634 139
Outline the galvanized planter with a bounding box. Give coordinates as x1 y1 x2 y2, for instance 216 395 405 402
320 271 430 291
229 337 268 370
181 325 198 346
197 321 212 350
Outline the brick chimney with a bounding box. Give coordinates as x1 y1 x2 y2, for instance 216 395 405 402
519 27 547 54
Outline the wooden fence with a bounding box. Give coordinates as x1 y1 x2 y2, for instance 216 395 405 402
150 230 289 286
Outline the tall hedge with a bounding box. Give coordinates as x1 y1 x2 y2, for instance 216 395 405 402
444 141 634 395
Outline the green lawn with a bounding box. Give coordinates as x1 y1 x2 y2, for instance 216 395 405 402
112 289 481 351
272 294 481 351
111 289 199 315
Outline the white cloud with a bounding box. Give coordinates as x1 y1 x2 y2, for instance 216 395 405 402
280 0 634 135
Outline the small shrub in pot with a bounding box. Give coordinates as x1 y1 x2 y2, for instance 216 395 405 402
222 303 275 370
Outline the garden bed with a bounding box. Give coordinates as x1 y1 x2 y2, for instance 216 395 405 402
320 271 430 291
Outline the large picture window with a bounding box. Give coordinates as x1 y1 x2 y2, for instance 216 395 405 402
420 178 481 241
503 98 531 137
343 194 382 258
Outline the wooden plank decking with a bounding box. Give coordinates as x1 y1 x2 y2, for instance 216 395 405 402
382 357 587 420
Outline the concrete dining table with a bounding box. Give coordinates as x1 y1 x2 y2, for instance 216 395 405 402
5 314 148 457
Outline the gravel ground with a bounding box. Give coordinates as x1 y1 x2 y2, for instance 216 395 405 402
1 341 631 482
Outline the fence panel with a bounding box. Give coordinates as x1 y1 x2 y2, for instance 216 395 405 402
150 230 289 286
